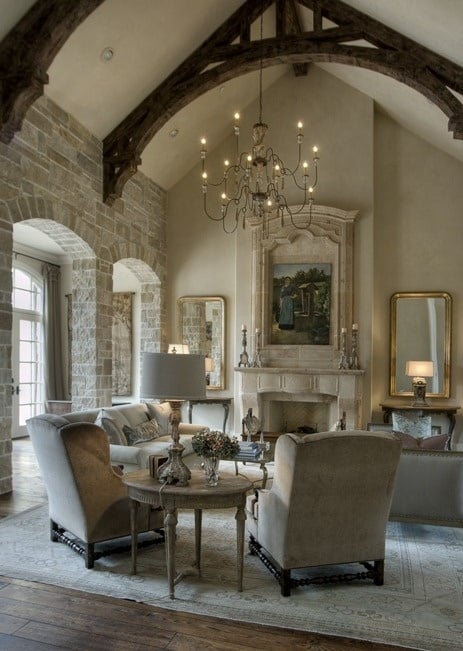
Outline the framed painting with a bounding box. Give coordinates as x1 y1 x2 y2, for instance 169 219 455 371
270 262 331 345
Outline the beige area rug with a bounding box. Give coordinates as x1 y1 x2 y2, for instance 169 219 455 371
1 473 462 651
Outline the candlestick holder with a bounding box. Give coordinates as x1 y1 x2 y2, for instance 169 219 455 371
349 328 360 369
238 326 251 367
252 330 263 367
339 330 349 369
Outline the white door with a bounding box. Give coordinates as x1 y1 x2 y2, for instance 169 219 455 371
11 268 44 438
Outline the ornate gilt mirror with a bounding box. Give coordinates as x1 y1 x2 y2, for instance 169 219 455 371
177 296 225 391
390 292 451 398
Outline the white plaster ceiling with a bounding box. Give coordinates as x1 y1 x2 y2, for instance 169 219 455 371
4 0 463 193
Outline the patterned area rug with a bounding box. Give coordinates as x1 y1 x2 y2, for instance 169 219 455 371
1 499 462 650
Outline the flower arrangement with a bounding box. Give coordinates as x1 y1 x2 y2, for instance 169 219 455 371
192 429 240 459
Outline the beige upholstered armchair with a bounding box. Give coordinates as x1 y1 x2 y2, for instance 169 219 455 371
246 430 402 596
27 414 165 568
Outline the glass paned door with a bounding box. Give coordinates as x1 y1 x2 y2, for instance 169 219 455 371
12 311 44 438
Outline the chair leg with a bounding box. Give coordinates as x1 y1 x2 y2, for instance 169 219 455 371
280 569 291 596
85 543 95 569
374 559 384 586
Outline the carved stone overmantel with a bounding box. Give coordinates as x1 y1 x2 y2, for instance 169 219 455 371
251 205 359 368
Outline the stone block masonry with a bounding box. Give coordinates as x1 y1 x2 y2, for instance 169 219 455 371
0 95 168 494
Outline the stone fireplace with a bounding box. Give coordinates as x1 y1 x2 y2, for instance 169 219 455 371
235 367 364 433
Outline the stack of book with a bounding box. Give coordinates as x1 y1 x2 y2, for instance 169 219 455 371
236 440 261 459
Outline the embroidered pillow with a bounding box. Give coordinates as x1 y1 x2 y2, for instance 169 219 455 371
123 419 160 446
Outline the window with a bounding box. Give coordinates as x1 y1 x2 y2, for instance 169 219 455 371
12 266 44 432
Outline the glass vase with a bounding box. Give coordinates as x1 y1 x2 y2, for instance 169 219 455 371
202 456 220 486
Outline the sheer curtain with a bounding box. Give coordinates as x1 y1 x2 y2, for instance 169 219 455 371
42 263 67 401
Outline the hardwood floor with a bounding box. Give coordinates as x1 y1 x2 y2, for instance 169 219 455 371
0 438 418 650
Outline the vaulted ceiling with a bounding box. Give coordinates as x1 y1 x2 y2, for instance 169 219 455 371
2 0 463 200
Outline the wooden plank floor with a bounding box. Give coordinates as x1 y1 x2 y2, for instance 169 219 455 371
0 438 419 650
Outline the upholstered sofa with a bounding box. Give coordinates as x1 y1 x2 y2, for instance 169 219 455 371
367 423 463 527
389 448 463 527
33 401 206 472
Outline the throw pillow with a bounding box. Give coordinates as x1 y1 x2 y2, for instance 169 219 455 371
145 401 172 435
123 419 160 446
394 430 449 450
95 408 129 445
393 431 420 449
419 433 449 450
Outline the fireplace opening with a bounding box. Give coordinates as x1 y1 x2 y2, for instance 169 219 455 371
263 399 331 434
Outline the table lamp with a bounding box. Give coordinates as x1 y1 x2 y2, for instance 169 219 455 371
140 352 206 485
405 360 434 406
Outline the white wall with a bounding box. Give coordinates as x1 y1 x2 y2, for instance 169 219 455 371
373 110 463 444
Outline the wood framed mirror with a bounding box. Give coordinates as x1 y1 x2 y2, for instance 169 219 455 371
390 292 452 398
177 296 225 391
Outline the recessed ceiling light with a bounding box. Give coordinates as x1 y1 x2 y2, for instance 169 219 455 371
101 47 114 62
169 128 179 138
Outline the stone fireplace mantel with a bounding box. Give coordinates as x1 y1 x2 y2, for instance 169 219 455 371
235 367 364 432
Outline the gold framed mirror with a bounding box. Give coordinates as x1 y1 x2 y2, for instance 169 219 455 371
390 292 451 398
177 296 225 391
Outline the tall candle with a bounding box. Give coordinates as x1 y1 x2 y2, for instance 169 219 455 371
241 323 247 331
341 327 347 334
352 323 358 331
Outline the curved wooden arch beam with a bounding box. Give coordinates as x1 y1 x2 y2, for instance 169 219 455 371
0 0 104 144
103 0 463 204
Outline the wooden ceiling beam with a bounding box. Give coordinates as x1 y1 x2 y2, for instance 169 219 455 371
0 0 462 204
276 0 308 76
0 0 104 144
102 0 463 203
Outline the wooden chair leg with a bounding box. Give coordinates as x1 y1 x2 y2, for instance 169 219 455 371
374 559 384 585
280 569 291 596
50 519 59 542
85 543 95 569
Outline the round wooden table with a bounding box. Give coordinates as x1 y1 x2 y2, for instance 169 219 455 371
122 469 252 599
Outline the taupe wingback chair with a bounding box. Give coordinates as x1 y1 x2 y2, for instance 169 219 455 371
27 414 165 568
246 430 402 596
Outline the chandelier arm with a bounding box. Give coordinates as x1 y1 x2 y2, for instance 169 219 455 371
267 148 303 178
278 194 312 229
203 194 229 222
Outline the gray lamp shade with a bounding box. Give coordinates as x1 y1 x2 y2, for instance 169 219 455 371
140 352 207 400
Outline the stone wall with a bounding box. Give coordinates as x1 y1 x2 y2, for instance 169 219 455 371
0 95 168 494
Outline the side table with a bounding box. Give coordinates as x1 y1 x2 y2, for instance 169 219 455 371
380 398 460 446
123 470 252 599
234 443 275 488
